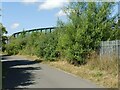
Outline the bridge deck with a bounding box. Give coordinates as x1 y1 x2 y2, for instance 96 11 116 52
12 27 57 37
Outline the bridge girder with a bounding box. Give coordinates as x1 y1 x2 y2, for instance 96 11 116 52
12 27 57 38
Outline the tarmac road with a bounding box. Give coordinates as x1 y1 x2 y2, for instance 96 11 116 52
2 55 102 88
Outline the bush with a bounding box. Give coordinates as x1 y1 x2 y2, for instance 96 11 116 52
6 42 19 55
6 2 118 66
6 35 27 55
36 32 59 61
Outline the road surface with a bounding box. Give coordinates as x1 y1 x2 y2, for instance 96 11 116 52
2 55 102 88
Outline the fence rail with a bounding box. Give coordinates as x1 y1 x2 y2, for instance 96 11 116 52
100 40 120 60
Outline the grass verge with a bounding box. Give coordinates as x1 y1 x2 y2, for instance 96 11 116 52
15 53 118 88
44 60 118 88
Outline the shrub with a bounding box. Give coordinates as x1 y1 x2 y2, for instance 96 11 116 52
36 31 59 61
6 2 118 66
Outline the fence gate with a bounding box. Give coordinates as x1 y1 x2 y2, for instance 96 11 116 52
100 40 120 60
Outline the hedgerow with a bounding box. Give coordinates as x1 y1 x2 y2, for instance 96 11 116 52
6 2 119 65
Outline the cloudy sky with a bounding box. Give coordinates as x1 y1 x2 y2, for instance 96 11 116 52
1 0 119 35
2 0 68 35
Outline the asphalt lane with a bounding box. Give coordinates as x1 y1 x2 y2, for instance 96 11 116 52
2 55 102 88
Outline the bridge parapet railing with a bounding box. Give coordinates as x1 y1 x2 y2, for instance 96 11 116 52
12 27 57 38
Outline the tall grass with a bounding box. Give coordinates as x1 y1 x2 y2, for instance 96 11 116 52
87 51 118 76
44 52 118 88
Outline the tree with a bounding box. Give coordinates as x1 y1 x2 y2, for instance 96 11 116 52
0 23 8 52
57 2 118 65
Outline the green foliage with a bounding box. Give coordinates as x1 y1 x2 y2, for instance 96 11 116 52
0 23 8 52
6 34 27 55
35 31 59 61
6 30 59 61
6 2 119 65
6 37 19 55
43 32 58 61
56 2 118 65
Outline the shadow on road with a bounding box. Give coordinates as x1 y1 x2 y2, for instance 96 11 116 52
0 54 11 60
2 55 41 89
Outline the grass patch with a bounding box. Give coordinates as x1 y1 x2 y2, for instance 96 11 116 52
16 54 118 88
43 53 118 88
44 60 118 88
